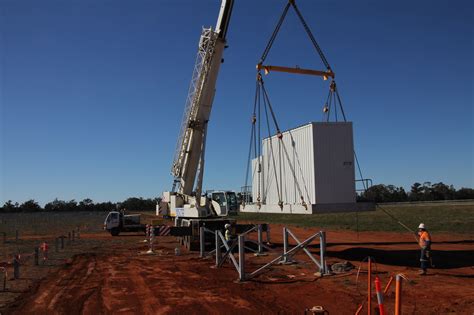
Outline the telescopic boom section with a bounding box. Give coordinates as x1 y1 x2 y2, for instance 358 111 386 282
171 0 234 196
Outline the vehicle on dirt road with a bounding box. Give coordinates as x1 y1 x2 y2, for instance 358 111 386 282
104 211 146 236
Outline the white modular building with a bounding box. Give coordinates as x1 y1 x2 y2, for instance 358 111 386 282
242 122 374 214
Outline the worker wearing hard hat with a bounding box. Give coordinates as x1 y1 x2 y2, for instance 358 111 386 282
417 223 432 275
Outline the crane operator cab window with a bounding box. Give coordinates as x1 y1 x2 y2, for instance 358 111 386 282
226 192 238 208
212 192 227 207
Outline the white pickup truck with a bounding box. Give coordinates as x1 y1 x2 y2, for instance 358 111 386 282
103 211 146 236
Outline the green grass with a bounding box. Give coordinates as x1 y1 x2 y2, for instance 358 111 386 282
1 203 472 236
0 211 109 237
232 203 474 234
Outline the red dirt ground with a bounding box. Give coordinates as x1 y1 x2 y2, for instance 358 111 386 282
2 225 473 315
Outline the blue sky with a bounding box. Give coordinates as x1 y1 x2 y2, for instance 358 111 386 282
1 0 472 205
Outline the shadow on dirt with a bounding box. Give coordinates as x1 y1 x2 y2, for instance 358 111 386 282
269 241 474 269
325 240 474 247
326 247 474 269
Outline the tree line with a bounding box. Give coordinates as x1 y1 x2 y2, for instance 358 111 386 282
1 197 160 213
1 181 473 212
357 182 474 203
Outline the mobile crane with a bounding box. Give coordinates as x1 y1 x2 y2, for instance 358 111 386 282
160 0 236 248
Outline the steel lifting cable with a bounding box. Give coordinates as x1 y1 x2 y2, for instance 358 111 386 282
261 79 285 206
244 122 255 202
279 139 310 205
261 82 282 135
244 80 261 200
323 88 331 122
250 0 344 209
334 83 348 122
290 1 332 71
261 80 283 206
259 2 291 64
331 81 417 236
262 83 282 204
257 78 262 204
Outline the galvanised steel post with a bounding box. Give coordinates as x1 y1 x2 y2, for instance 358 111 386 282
13 255 20 279
257 225 263 254
266 224 271 243
199 227 205 258
215 231 221 267
283 227 289 263
238 235 245 281
320 231 327 274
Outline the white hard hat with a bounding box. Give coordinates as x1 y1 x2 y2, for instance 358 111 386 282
224 223 231 229
418 223 425 229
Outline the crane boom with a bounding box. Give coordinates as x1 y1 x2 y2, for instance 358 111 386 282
172 0 234 198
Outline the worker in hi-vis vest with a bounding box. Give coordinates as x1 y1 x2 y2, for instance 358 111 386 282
224 223 233 242
417 223 432 275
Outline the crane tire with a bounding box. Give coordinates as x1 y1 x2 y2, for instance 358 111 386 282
110 228 120 236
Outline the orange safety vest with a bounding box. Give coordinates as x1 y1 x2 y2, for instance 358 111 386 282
418 231 431 247
40 242 49 252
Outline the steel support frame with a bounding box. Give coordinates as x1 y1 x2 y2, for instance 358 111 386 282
211 225 334 282
215 231 246 281
247 229 328 280
199 227 225 258
202 224 266 258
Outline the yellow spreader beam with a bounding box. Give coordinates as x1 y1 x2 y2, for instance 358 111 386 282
256 63 335 80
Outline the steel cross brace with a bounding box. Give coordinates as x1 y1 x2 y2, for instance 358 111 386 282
216 231 240 272
247 231 321 279
217 239 238 268
286 229 321 269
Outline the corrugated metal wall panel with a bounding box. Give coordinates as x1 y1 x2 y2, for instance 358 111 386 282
251 157 259 202
251 122 356 206
259 123 315 205
313 122 356 203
